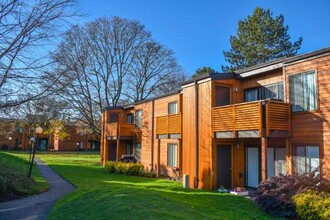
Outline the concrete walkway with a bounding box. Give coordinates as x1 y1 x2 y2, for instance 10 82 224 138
0 158 75 220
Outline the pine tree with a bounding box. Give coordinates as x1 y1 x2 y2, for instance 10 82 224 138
222 7 303 72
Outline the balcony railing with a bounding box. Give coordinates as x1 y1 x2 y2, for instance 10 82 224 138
213 100 290 138
105 122 136 140
156 114 182 136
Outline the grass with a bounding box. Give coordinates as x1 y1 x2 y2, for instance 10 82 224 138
0 151 49 201
5 152 280 219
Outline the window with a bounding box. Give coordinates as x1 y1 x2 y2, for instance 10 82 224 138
135 110 142 128
289 71 317 112
267 148 286 178
135 142 141 161
244 82 284 102
168 102 178 115
127 113 134 123
215 86 230 107
167 144 178 167
126 144 133 155
109 113 119 123
292 145 320 174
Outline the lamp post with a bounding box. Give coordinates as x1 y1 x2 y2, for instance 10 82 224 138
8 137 12 149
28 126 43 178
76 142 79 155
28 137 35 164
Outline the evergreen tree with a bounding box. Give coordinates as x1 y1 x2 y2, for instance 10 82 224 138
222 7 303 72
192 66 216 78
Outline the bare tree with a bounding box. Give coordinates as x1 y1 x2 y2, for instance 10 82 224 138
124 41 186 102
0 0 79 109
50 16 185 138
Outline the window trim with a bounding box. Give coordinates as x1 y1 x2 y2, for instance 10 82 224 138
167 143 178 167
168 101 178 115
289 69 318 113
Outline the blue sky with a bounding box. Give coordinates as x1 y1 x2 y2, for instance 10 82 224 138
80 0 330 75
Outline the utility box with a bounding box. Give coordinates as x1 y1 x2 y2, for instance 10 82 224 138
183 174 189 188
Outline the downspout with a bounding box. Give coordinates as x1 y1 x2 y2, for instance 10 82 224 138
194 80 199 188
151 100 155 171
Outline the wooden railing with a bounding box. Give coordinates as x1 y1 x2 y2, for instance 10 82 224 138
213 100 290 138
105 122 136 139
156 114 182 135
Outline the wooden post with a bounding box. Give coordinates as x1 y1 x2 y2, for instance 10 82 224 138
157 138 161 178
286 137 291 175
261 137 267 181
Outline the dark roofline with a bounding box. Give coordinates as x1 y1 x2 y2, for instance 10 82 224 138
283 47 330 64
103 89 182 111
133 89 182 105
181 72 237 85
235 47 330 75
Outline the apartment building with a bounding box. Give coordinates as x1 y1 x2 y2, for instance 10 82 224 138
100 47 330 189
0 118 98 151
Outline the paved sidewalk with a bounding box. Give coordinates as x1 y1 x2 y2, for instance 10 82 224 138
0 158 75 220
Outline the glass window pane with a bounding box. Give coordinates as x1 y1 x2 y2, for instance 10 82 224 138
167 144 178 167
127 114 134 123
215 86 230 106
275 148 286 176
290 74 304 112
135 143 141 161
168 102 178 114
135 110 142 128
303 72 317 111
109 113 119 123
306 146 320 173
267 148 275 178
293 146 306 174
264 84 277 100
245 88 258 102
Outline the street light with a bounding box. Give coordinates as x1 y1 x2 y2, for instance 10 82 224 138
28 126 43 178
76 142 80 155
8 137 12 149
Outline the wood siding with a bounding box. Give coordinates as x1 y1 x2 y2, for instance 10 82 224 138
285 55 330 179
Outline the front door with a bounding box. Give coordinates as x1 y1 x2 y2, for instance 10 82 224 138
108 143 117 161
246 147 259 188
217 145 232 189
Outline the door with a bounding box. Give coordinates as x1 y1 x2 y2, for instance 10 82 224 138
108 143 117 161
217 145 232 189
246 147 259 188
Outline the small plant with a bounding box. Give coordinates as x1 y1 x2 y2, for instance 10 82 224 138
293 190 330 220
254 172 330 218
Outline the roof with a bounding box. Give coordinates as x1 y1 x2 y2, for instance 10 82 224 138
181 72 237 86
103 89 182 111
235 47 330 78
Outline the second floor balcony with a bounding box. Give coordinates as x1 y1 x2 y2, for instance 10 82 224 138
213 100 290 138
105 122 136 140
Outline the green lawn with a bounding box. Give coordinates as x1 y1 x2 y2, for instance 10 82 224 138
0 151 49 201
5 152 279 219
37 152 279 220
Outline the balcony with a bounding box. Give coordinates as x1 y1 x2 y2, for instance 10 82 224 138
105 123 136 140
156 114 182 138
213 100 290 138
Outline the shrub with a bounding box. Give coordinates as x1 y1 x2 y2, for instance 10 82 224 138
254 172 330 218
105 161 144 176
293 190 330 220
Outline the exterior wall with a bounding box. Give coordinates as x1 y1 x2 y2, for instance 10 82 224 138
135 101 153 170
240 69 283 90
53 125 95 151
285 55 330 179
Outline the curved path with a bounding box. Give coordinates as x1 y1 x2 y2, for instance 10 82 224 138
0 158 75 220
